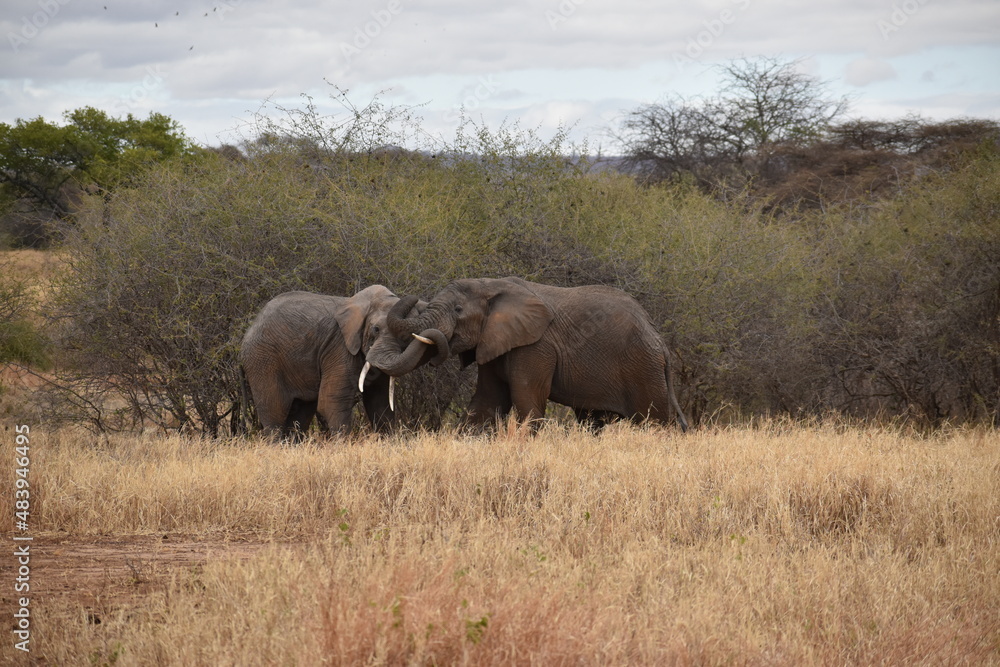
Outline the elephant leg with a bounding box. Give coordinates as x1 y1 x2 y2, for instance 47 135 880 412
285 399 317 442
507 348 554 425
257 407 288 440
466 360 512 427
316 373 356 435
643 396 672 425
574 408 601 432
248 381 294 440
361 375 394 433
647 398 688 431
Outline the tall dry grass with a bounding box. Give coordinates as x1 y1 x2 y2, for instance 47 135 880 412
5 421 999 665
0 248 64 302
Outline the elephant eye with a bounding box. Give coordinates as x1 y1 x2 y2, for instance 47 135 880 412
454 305 463 314
372 325 380 335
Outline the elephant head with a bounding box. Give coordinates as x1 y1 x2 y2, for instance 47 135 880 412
335 284 394 358
339 286 449 410
364 278 553 378
356 293 451 397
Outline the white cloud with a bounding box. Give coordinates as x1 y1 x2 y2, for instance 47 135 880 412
845 58 897 87
0 0 997 145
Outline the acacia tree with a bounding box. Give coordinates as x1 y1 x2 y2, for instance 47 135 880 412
617 56 849 186
0 107 193 246
713 57 848 151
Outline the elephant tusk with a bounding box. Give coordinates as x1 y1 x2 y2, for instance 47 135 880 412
389 376 395 412
412 333 434 345
359 361 371 392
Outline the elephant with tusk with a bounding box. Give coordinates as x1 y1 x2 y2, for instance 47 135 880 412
239 286 436 440
358 331 440 408
362 277 689 431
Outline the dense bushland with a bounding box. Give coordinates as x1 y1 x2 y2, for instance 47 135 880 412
21 95 995 434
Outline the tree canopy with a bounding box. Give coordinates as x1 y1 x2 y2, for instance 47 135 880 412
0 107 193 220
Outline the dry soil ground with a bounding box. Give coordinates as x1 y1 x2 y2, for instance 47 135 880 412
10 532 269 622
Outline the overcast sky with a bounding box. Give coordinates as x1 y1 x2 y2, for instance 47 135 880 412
2 0 998 149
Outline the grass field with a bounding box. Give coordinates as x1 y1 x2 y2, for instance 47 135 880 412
1 421 998 665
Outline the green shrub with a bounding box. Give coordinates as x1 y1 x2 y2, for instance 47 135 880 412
0 319 49 369
54 149 369 435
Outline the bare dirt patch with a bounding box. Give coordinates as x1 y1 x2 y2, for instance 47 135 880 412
4 532 273 623
0 364 50 391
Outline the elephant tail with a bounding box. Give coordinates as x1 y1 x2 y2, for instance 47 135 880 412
664 351 690 433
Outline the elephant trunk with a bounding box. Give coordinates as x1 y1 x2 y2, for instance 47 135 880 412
387 295 422 337
389 295 455 337
366 297 451 377
379 293 454 371
379 328 450 377
412 328 450 367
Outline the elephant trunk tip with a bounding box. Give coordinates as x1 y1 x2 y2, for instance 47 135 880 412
421 329 450 366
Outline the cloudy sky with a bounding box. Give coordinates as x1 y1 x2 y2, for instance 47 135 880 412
2 0 998 149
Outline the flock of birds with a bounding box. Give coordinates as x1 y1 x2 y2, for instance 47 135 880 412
102 5 232 51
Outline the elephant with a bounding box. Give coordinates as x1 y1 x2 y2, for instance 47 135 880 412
363 277 689 431
238 286 440 440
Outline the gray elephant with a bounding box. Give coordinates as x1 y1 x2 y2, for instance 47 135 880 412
363 277 689 431
238 286 437 439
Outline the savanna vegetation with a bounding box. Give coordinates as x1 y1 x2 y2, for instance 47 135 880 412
5 81 996 433
1 422 998 664
1 58 999 664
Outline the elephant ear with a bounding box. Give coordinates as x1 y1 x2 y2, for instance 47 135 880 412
477 281 554 365
336 285 394 356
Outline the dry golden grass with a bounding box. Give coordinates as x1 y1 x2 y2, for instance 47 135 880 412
1 248 59 278
2 421 999 665
0 248 65 300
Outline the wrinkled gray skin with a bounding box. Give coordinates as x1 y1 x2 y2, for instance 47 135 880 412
365 277 689 431
239 286 430 440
